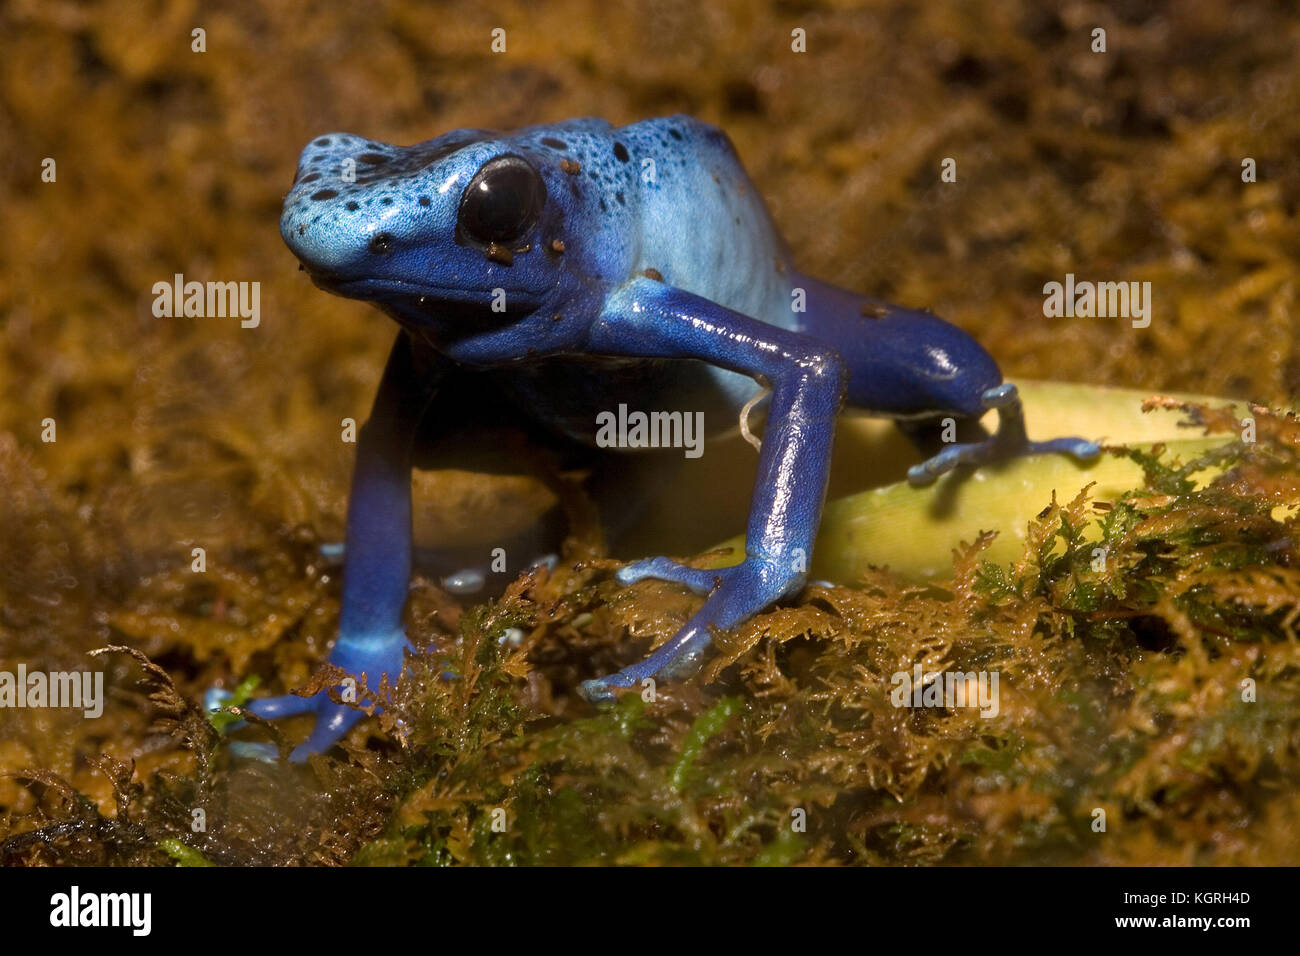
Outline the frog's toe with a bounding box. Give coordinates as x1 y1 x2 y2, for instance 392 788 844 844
908 433 1102 486
615 556 721 595
245 693 319 720
1027 436 1102 461
288 699 366 761
579 671 635 702
580 640 708 702
980 382 1020 409
907 444 977 485
211 690 369 762
205 685 317 734
226 702 364 763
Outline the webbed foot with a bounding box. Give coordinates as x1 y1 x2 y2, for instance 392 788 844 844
208 630 407 762
907 383 1100 485
582 555 798 701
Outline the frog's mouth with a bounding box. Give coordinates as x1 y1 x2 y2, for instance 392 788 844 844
303 268 545 334
305 269 544 314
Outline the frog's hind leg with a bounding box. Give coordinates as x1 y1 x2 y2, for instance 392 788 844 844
798 279 1100 484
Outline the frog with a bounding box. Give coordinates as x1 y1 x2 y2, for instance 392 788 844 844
218 115 1099 760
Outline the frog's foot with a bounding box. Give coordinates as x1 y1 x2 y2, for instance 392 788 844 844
238 692 369 762
209 630 407 763
614 555 726 596
207 686 369 763
907 383 1100 486
583 555 797 700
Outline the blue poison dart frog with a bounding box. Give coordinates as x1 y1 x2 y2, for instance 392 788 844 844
213 115 1099 760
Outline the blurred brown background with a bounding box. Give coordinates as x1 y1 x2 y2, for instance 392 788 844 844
1 0 1298 813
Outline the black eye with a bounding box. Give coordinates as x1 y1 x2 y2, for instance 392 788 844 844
368 232 393 254
457 155 545 248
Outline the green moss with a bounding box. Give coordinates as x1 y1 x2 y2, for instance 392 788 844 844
157 838 215 867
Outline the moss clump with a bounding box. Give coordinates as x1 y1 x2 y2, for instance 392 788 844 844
10 400 1298 866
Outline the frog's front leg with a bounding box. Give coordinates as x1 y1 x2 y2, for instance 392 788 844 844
906 382 1100 486
213 332 441 761
579 278 846 700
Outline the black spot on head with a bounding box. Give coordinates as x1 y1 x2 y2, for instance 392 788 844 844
615 191 625 205
418 196 431 206
599 198 607 212
314 138 332 147
357 153 388 165
298 172 321 184
352 133 491 186
345 201 359 211
613 142 629 163
381 197 393 205
310 189 338 200
541 137 568 149
588 170 598 180
669 128 682 140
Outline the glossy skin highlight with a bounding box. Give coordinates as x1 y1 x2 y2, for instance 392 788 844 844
218 115 1098 760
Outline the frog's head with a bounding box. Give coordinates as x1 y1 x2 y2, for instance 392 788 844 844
281 129 596 355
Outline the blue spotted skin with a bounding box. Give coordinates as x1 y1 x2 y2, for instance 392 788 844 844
225 115 1098 760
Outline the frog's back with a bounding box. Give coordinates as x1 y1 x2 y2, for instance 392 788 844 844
511 116 797 332
617 116 797 330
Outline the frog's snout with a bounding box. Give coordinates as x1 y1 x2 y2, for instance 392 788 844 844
280 132 449 281
282 133 378 274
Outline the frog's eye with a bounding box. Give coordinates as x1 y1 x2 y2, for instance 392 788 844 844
457 155 546 248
